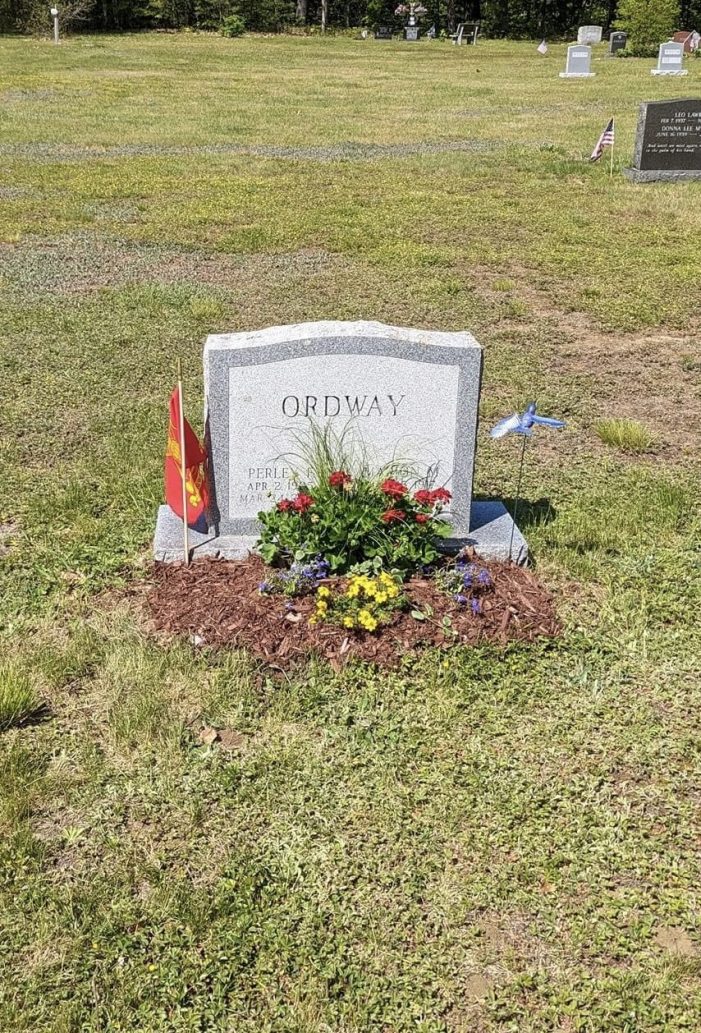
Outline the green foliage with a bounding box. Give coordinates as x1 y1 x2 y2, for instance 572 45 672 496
220 11 245 33
616 0 681 55
595 418 656 453
257 473 450 573
256 421 451 572
0 663 40 731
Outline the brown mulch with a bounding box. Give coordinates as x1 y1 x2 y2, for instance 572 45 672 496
145 555 560 670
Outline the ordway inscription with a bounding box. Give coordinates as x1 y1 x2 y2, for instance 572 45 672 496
281 394 406 417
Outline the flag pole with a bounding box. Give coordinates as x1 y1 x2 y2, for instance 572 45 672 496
509 434 527 562
176 358 190 566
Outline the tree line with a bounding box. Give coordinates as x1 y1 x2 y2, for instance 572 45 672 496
2 0 698 47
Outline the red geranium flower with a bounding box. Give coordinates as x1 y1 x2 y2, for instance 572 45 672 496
431 487 452 504
415 513 428 524
277 498 294 512
381 508 405 524
413 489 434 506
292 492 314 513
381 478 408 499
329 470 352 489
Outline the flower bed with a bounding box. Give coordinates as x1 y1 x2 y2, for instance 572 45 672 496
147 554 560 670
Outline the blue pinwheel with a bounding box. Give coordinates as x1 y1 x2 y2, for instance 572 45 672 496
489 401 566 562
490 402 566 439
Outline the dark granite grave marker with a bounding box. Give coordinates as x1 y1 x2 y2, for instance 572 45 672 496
374 25 392 39
624 99 701 183
609 31 627 55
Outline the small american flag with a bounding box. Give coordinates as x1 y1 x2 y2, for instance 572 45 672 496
591 118 615 161
537 39 548 54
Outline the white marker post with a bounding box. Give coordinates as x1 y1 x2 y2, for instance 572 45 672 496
50 7 59 44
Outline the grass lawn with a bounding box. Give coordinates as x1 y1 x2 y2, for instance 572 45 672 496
1 31 701 1031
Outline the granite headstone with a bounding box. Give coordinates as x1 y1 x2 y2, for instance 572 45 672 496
560 44 595 77
651 40 687 75
153 321 528 563
577 25 602 44
609 31 627 55
624 98 701 182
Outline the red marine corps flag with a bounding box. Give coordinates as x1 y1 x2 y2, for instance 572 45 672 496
164 364 209 562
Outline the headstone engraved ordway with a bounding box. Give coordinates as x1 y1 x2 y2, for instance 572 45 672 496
577 25 602 44
651 40 687 75
560 44 595 78
624 98 701 182
609 31 627 55
153 321 527 562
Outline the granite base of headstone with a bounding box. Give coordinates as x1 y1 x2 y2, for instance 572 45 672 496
624 98 701 182
153 321 528 565
560 44 595 77
404 25 419 41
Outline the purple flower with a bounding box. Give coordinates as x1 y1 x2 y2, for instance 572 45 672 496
471 598 481 615
478 569 491 586
454 593 467 604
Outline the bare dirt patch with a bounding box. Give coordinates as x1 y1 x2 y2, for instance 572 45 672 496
145 554 560 670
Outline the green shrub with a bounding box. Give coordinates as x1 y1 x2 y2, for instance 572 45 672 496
220 13 245 35
594 418 656 454
615 0 680 57
0 663 40 731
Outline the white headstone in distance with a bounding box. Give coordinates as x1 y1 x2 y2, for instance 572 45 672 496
577 25 602 44
560 44 595 78
651 41 687 75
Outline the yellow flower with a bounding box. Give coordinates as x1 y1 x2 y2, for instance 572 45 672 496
386 586 399 599
317 586 330 598
375 591 387 604
343 616 355 628
347 584 359 598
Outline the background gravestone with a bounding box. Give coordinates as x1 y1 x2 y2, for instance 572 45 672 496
560 44 595 77
404 25 419 40
651 40 687 75
624 99 701 182
577 25 602 44
609 31 627 55
153 321 528 563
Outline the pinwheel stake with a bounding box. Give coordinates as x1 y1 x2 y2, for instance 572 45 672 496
490 402 566 562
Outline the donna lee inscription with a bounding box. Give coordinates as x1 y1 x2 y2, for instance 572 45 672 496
228 355 460 519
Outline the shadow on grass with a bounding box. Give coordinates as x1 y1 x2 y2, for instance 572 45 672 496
475 495 557 532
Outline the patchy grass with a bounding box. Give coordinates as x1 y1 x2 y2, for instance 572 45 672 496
0 33 700 1032
0 662 41 731
594 418 657 453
